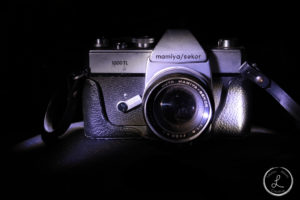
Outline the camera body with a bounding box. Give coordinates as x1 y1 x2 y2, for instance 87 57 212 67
83 30 252 143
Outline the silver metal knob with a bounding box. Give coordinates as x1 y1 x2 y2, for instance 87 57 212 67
132 36 155 48
117 95 142 113
217 39 237 49
114 42 128 50
95 37 109 48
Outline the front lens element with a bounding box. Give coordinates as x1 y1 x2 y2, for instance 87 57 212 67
160 86 196 124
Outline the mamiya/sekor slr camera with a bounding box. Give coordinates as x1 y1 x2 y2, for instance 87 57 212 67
83 29 253 143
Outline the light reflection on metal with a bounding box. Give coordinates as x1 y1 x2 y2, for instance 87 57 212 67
202 112 209 119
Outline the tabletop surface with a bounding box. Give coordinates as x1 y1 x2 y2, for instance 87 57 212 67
4 125 299 198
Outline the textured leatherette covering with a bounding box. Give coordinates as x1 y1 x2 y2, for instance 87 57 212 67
211 77 252 135
83 76 252 139
82 78 142 139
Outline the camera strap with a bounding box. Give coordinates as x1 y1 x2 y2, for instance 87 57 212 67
42 68 89 143
240 62 300 125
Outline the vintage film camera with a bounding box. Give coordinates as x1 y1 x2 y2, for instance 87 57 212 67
82 29 300 143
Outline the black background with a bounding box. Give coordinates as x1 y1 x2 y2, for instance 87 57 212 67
5 0 300 197
6 1 300 143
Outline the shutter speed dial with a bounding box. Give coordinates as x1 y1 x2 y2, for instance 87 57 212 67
132 36 155 49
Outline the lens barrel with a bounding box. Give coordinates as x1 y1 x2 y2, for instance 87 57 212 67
143 69 213 143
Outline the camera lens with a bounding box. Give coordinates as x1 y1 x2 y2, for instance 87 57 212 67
153 86 201 133
143 72 213 143
160 87 196 124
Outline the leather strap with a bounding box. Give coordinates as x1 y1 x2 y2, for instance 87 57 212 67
42 69 88 143
240 62 300 124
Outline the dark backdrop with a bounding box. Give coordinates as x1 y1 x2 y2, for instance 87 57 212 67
6 1 300 144
4 0 300 198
